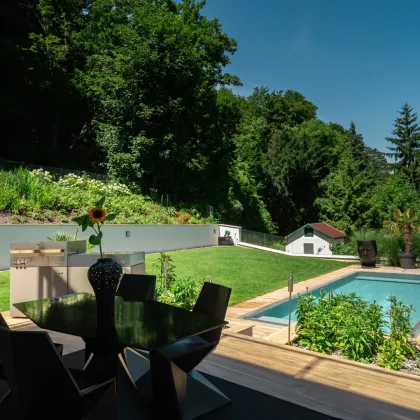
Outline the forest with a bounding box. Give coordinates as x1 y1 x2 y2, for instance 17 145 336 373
2 0 420 235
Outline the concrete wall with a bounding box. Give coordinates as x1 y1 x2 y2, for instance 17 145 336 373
218 224 242 245
285 230 344 255
0 224 219 270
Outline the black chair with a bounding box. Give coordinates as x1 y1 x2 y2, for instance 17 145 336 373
116 274 156 301
129 282 232 419
0 326 115 419
158 282 231 371
0 313 64 382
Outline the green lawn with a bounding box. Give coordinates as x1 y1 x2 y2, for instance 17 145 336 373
0 271 10 312
0 247 352 312
146 247 353 305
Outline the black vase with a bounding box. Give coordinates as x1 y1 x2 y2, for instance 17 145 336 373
87 258 123 338
357 240 377 268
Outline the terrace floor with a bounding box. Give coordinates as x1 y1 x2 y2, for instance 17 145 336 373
5 320 420 419
4 265 420 418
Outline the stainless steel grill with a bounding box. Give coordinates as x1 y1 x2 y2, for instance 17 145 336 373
10 241 145 317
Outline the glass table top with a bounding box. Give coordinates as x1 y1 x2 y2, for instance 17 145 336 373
14 293 227 351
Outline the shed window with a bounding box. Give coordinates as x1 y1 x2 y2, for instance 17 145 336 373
304 226 314 237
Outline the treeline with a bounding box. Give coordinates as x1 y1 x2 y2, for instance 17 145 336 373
1 0 418 234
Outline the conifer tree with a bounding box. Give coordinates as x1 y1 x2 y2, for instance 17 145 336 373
386 103 420 185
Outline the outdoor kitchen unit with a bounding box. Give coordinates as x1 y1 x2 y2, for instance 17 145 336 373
10 241 145 317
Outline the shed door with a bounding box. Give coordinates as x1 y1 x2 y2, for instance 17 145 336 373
303 243 314 254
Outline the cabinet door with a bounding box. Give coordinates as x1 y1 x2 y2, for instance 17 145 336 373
10 267 68 317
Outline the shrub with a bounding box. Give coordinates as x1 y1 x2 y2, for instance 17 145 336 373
331 229 404 266
0 168 207 225
270 241 285 251
168 276 201 310
377 296 415 370
296 291 416 370
295 291 385 362
152 252 201 310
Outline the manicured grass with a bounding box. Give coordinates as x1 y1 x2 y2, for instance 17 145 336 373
146 247 353 305
0 248 353 311
0 271 10 312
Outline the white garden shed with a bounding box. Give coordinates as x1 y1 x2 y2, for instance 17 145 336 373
285 222 346 255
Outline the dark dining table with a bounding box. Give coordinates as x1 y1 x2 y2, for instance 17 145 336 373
14 293 228 419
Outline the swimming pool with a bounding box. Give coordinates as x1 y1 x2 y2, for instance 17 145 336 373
244 272 420 326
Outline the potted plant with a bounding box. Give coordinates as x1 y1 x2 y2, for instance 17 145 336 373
383 208 420 269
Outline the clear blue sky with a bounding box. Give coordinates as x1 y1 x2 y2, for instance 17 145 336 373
203 0 420 152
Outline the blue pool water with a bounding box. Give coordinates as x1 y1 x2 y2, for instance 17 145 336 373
245 272 420 325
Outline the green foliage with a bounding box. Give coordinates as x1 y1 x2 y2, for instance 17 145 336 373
270 241 285 251
296 291 385 362
47 229 79 242
0 168 208 225
386 103 420 186
383 208 420 254
372 173 420 228
153 252 200 310
7 3 420 237
46 228 96 252
154 252 177 291
167 276 201 310
296 291 416 370
264 120 346 232
331 229 405 266
317 123 382 233
377 297 415 370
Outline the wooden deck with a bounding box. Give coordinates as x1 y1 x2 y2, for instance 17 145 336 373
205 333 420 420
11 322 420 420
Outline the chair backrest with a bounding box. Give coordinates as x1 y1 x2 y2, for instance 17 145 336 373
0 312 8 329
116 274 156 301
0 327 80 416
193 282 231 320
193 282 231 343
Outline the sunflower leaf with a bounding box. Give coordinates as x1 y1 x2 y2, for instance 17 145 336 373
105 214 116 221
88 234 102 245
81 216 89 232
72 215 86 226
95 197 106 208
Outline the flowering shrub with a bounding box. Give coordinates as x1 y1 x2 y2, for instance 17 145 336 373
30 169 53 184
0 168 206 225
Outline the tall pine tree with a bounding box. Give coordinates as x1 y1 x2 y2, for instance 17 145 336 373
386 103 420 186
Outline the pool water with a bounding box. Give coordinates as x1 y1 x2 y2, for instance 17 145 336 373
245 272 420 325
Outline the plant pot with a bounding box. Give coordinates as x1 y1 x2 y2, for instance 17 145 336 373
357 240 377 268
398 253 417 269
87 258 123 338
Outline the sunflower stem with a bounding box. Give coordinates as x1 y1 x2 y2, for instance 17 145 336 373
97 223 103 259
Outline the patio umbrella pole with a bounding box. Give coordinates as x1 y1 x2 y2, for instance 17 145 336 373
288 273 293 345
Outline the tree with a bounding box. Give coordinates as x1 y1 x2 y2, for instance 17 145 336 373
75 0 239 200
386 103 420 186
264 120 346 234
317 123 380 233
372 172 420 225
0 0 91 167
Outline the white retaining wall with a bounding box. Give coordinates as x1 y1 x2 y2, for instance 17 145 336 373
0 224 219 270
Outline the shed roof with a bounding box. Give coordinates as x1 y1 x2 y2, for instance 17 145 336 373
286 222 346 240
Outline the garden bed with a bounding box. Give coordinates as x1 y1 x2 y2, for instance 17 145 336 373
293 289 420 374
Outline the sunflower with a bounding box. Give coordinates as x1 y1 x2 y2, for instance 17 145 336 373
88 207 107 224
